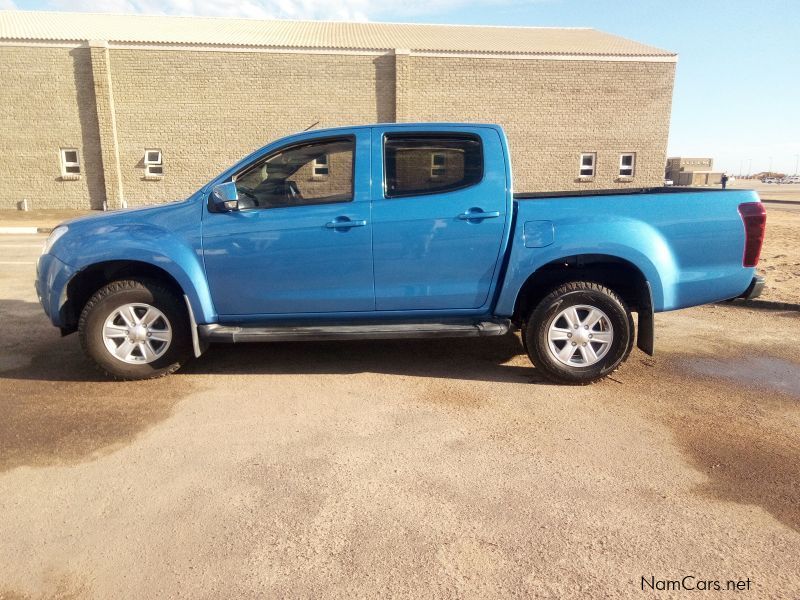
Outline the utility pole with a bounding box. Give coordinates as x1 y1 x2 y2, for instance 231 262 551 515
769 156 773 175
795 154 799 175
748 158 752 177
739 160 743 177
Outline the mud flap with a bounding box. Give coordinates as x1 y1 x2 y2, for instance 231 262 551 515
184 295 209 358
636 281 655 356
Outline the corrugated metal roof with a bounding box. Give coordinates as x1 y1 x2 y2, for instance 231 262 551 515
0 10 675 57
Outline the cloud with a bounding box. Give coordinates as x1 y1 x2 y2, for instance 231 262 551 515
0 0 18 8
42 0 372 20
39 0 526 21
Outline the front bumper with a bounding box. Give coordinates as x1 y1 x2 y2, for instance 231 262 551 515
35 253 77 327
738 275 765 300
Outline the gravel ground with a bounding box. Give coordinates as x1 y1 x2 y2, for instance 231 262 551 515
0 235 798 599
757 203 800 304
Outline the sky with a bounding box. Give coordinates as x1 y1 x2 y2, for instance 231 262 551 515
3 0 799 175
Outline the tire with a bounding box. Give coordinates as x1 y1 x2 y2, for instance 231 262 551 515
78 279 192 380
524 281 634 385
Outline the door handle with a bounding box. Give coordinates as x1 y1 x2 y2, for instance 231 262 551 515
458 209 501 221
325 218 367 229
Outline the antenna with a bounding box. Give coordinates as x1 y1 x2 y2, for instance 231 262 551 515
303 121 320 132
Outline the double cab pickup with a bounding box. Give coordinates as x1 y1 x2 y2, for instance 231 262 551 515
36 124 767 384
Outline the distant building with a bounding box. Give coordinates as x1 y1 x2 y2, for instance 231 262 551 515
0 10 677 210
665 157 723 186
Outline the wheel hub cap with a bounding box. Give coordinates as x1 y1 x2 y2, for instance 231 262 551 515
129 324 149 343
102 303 172 364
547 304 614 367
572 327 591 345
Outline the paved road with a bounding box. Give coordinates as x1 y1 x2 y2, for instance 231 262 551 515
1 235 799 599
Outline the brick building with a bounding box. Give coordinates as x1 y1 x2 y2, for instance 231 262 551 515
0 11 677 210
665 157 723 186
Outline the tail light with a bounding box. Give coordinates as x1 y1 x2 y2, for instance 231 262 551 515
737 202 767 267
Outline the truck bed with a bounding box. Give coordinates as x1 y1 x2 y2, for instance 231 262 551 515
494 187 760 316
513 187 738 200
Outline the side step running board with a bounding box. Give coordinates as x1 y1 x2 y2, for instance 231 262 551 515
198 319 511 343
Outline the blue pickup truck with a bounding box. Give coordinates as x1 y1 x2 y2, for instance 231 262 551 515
36 124 767 384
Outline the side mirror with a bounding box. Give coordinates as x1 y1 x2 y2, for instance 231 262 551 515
210 182 239 212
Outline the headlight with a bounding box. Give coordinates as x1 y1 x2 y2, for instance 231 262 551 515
42 225 68 256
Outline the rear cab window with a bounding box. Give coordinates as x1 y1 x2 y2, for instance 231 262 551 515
383 134 483 197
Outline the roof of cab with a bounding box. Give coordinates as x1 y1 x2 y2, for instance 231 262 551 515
301 122 501 133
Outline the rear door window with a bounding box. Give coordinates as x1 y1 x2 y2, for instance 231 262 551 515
383 134 483 198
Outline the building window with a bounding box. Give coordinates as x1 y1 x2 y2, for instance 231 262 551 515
60 148 80 178
312 154 329 178
144 149 163 176
579 153 596 177
619 153 636 177
430 152 446 178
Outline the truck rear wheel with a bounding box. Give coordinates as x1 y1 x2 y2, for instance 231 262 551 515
524 281 633 385
78 279 192 380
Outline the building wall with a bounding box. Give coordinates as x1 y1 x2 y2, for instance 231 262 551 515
665 157 714 182
0 43 675 209
674 171 722 186
0 46 106 209
405 56 675 192
108 49 395 207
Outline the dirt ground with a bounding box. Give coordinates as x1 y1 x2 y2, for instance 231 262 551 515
0 232 799 598
726 179 800 304
730 178 800 203
756 203 800 304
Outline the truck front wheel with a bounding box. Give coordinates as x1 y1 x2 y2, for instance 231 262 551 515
78 279 192 380
524 281 633 385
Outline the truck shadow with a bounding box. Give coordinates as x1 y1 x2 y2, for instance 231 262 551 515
1 298 539 385
0 298 539 473
184 336 538 383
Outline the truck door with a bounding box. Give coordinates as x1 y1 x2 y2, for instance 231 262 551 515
370 126 508 311
202 131 374 316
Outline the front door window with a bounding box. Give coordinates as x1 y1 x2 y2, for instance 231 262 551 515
234 137 354 210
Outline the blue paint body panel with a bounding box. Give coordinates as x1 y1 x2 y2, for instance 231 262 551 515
36 123 759 337
35 253 77 327
369 125 511 311
202 128 374 315
494 190 758 315
39 197 216 324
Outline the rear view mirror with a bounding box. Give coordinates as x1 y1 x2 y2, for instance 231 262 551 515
210 182 239 212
